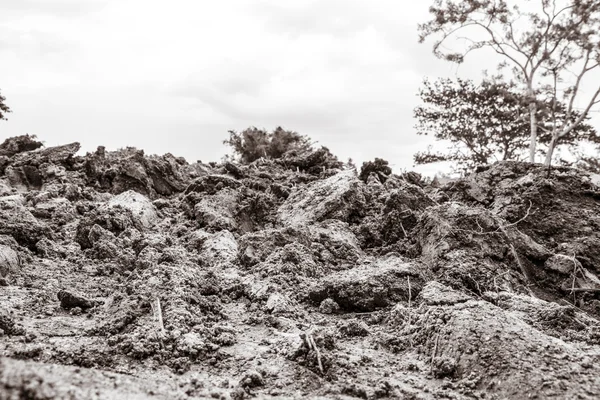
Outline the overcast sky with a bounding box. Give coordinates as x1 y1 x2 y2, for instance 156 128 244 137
1 0 596 174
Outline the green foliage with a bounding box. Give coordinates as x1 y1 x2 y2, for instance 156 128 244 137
359 158 392 183
224 126 312 164
0 90 11 121
413 78 599 173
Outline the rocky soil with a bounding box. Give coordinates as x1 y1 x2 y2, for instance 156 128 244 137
1 135 600 399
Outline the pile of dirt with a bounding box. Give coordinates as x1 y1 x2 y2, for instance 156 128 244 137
1 140 600 399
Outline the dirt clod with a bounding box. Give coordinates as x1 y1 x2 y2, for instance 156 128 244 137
0 143 599 399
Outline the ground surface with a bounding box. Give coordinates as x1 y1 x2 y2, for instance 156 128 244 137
1 136 600 399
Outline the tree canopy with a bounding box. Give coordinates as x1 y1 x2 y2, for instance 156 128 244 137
414 78 598 172
419 0 600 166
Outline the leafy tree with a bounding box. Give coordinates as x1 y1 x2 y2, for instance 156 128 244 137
0 90 11 121
224 126 312 164
419 0 600 165
414 78 598 173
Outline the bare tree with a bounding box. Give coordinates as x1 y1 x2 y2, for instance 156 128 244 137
419 0 600 165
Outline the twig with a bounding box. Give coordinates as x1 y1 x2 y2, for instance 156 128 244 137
407 276 414 348
399 222 408 238
566 288 600 293
454 201 534 237
571 255 579 303
154 297 165 337
430 333 440 374
307 334 324 375
407 276 412 309
497 223 534 284
467 273 482 296
501 200 533 229
493 270 511 292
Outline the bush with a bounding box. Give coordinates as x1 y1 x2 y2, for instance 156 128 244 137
359 158 392 183
224 127 312 164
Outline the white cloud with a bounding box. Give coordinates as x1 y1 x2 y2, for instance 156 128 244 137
2 0 584 176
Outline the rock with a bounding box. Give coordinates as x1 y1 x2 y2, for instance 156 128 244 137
0 181 12 196
278 170 365 226
0 312 25 336
57 290 95 310
276 146 344 175
0 247 19 277
0 134 43 158
4 143 80 191
588 173 600 188
239 370 264 389
319 298 340 314
201 230 238 266
84 147 199 198
413 202 551 292
238 221 362 270
0 238 20 277
176 332 206 357
192 189 238 231
184 174 242 196
0 205 51 250
106 190 158 229
0 194 25 208
406 297 600 398
431 356 456 378
356 178 436 249
308 256 422 311
545 254 580 275
419 281 471 306
310 220 363 266
265 293 293 315
339 320 369 337
75 200 146 249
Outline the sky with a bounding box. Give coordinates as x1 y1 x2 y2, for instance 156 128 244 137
0 0 598 175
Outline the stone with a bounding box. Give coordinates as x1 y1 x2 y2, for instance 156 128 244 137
57 290 96 310
106 190 159 229
0 244 19 277
265 293 293 315
545 254 581 275
201 230 238 266
419 281 471 306
308 256 422 312
278 170 365 226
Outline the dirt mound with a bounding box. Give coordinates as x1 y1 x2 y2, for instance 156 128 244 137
0 140 599 399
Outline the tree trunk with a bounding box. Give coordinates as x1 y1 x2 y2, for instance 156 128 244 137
544 135 557 167
528 86 538 163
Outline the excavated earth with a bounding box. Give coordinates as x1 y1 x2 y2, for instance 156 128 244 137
1 136 600 399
